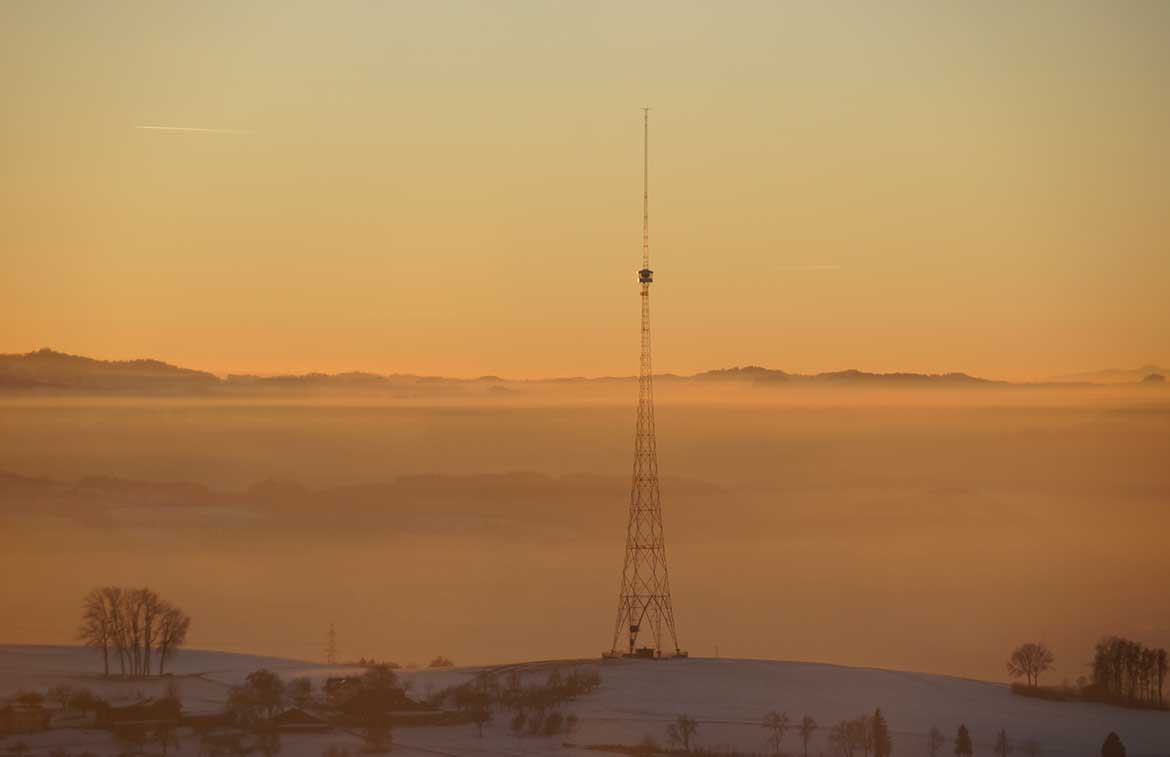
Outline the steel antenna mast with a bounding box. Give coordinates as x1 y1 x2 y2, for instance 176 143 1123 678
608 108 684 659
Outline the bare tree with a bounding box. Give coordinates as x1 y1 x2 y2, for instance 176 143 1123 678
227 670 286 731
509 711 526 744
1007 643 1054 688
799 715 818 757
137 589 164 677
830 720 861 757
287 677 313 709
101 587 128 676
1157 649 1168 706
122 589 146 676
228 686 261 730
995 729 1012 757
78 590 112 676
156 604 191 675
857 714 874 757
247 670 286 720
468 692 492 738
928 726 946 757
666 714 698 752
763 710 790 755
152 723 180 757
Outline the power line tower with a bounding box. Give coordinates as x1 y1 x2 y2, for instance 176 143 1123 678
608 108 684 659
326 623 337 665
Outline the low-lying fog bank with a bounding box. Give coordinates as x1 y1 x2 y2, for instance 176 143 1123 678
2 389 1167 684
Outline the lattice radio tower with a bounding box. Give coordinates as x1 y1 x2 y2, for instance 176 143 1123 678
608 108 684 659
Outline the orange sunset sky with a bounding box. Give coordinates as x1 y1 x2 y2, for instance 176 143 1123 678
3 1 1168 379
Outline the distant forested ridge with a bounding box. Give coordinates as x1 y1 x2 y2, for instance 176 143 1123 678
0 348 1050 396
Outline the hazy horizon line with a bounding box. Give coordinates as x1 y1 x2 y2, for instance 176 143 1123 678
4 346 1168 385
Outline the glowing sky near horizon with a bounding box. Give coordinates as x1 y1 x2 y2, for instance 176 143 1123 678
2 1 1168 379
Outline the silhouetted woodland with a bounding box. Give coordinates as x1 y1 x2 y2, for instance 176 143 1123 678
1007 636 1167 710
1088 637 1168 707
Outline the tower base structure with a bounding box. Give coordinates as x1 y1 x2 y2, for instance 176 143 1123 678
602 648 689 660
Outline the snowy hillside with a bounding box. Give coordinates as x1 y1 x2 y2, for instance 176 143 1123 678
2 646 1168 756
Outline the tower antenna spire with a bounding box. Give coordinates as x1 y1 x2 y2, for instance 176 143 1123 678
642 106 650 271
607 108 685 660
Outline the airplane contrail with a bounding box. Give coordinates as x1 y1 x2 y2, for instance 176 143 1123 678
135 125 250 134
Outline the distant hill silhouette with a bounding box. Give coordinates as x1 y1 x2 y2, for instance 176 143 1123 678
0 348 218 393
1 348 1162 395
1050 365 1170 384
684 365 998 386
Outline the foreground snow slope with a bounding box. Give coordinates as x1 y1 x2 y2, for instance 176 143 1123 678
3 646 1168 756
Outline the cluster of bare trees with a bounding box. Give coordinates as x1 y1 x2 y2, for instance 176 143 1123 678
77 587 191 677
452 666 595 740
827 709 892 757
760 711 819 757
1089 636 1168 707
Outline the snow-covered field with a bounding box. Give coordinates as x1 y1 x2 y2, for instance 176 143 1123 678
2 646 1168 757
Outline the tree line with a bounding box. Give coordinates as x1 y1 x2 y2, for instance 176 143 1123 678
1006 637 1167 710
650 708 886 756
437 666 600 740
1089 636 1168 707
77 587 191 677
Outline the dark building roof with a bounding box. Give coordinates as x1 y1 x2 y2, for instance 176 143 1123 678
268 707 329 729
